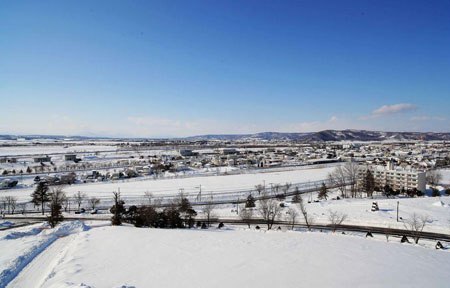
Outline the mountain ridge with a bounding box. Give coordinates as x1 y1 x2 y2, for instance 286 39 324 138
186 130 450 141
1 130 450 142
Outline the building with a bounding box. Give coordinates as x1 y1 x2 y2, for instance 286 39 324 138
0 157 17 163
177 149 198 157
64 154 77 161
33 155 51 163
357 162 426 193
220 148 239 155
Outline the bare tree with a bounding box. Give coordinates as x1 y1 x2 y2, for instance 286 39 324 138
328 210 347 232
283 182 292 197
5 196 17 214
297 193 314 231
0 196 7 212
255 184 264 196
271 183 281 196
328 166 348 198
62 195 71 212
287 207 299 230
74 191 87 210
18 202 26 214
203 193 216 227
258 193 282 230
426 170 442 187
144 191 153 206
403 213 430 244
88 197 100 210
239 206 254 228
343 162 359 198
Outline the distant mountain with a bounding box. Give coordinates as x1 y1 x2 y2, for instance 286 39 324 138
186 130 450 142
1 130 450 142
185 132 312 141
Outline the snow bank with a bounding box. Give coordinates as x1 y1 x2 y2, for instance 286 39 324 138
3 228 42 240
51 221 90 236
0 222 14 229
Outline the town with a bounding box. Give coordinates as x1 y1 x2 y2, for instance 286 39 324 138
1 0 449 287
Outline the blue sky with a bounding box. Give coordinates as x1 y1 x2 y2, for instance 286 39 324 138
0 0 449 137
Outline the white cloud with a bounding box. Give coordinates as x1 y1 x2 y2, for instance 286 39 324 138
361 103 418 120
410 116 430 121
285 116 355 132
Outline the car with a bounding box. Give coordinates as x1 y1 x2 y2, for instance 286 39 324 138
75 208 86 214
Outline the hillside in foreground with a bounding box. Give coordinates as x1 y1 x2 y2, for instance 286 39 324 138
3 222 450 288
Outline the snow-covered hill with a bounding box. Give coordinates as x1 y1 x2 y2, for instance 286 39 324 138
186 130 450 142
4 224 450 288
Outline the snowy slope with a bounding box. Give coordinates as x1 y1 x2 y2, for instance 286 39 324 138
6 225 450 288
0 221 90 288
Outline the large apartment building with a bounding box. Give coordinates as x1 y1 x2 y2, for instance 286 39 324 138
358 162 426 193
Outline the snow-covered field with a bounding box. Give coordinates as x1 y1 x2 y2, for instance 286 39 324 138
0 145 117 156
1 165 336 202
2 222 450 288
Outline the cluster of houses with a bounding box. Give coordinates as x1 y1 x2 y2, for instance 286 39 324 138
0 140 449 189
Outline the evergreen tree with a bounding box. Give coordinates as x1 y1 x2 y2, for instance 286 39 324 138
364 170 375 198
431 188 440 197
318 183 328 200
383 184 392 198
178 197 197 228
47 189 64 228
245 194 256 208
31 182 49 215
111 192 125 225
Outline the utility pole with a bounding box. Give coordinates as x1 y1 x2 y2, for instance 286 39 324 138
396 201 399 222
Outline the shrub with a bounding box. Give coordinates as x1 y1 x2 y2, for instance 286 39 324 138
431 188 440 197
245 195 256 208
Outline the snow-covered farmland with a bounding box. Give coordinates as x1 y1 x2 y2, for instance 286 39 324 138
1 165 336 202
0 145 117 157
2 223 450 288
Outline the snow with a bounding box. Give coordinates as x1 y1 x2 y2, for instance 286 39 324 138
215 193 450 234
438 168 450 184
0 145 117 157
0 221 90 288
432 200 447 207
0 222 15 229
0 165 336 202
4 224 450 288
